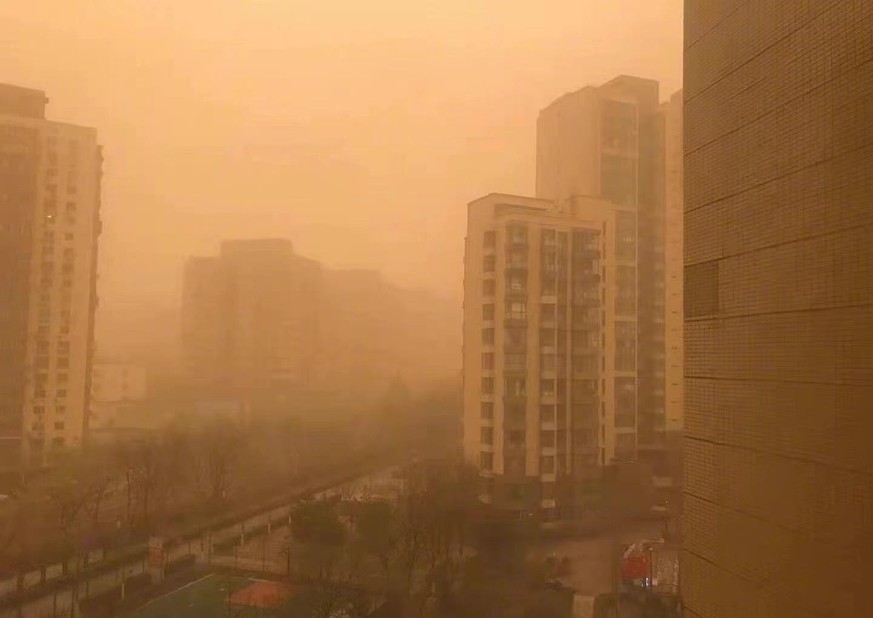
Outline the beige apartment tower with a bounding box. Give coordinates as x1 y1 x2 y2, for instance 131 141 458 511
463 193 632 519
0 84 103 478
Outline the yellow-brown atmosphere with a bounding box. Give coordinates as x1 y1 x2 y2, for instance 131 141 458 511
2 0 682 363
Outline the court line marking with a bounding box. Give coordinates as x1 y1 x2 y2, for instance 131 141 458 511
132 573 215 613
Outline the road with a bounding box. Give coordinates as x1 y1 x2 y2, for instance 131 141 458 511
0 467 400 618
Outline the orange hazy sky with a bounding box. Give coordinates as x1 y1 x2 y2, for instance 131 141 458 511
3 0 682 333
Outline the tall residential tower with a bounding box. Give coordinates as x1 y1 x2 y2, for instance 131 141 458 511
536 76 683 472
0 84 103 480
463 194 624 519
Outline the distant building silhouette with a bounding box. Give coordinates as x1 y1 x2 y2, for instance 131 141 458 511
0 84 103 480
683 3 873 615
181 239 459 416
181 238 322 412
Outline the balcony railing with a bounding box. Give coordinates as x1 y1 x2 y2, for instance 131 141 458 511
572 294 601 307
504 316 527 327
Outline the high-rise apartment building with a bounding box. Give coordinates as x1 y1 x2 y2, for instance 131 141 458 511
536 75 683 473
0 84 103 478
683 3 873 616
463 193 627 518
659 91 683 437
181 239 322 412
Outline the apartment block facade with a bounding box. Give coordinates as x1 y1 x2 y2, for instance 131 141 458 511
536 76 683 472
683 2 873 616
0 84 103 478
462 194 624 518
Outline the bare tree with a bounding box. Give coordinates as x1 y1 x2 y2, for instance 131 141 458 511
287 499 366 618
198 421 241 504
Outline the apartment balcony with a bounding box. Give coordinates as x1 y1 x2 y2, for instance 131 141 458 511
505 263 528 274
504 316 528 328
572 294 601 307
571 367 598 380
540 317 568 330
504 443 527 457
573 247 600 259
571 319 599 332
504 390 527 403
504 364 527 377
504 341 527 353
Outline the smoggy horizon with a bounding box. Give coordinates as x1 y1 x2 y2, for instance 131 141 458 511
3 0 682 355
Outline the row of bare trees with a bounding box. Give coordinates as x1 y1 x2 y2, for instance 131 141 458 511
0 420 252 575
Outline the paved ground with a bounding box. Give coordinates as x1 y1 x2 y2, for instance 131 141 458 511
537 520 664 597
132 573 254 618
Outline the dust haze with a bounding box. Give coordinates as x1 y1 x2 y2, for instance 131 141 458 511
3 0 682 369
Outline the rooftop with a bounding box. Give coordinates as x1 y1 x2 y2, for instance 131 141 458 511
0 83 48 119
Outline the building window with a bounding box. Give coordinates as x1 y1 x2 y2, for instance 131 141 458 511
505 377 526 397
480 452 494 471
52 437 65 448
541 456 555 474
56 406 66 414
504 405 524 425
56 389 67 398
540 404 555 422
506 302 526 321
483 279 495 296
481 377 494 394
541 430 556 448
541 482 556 500
505 352 525 373
482 353 494 371
507 225 527 245
483 230 496 248
54 422 64 430
505 328 525 349
481 402 494 419
508 276 526 294
480 427 494 445
33 406 45 416
483 255 495 273
541 379 556 397
482 304 495 321
542 229 556 248
57 373 68 384
506 430 525 448
541 354 556 372
482 328 495 345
